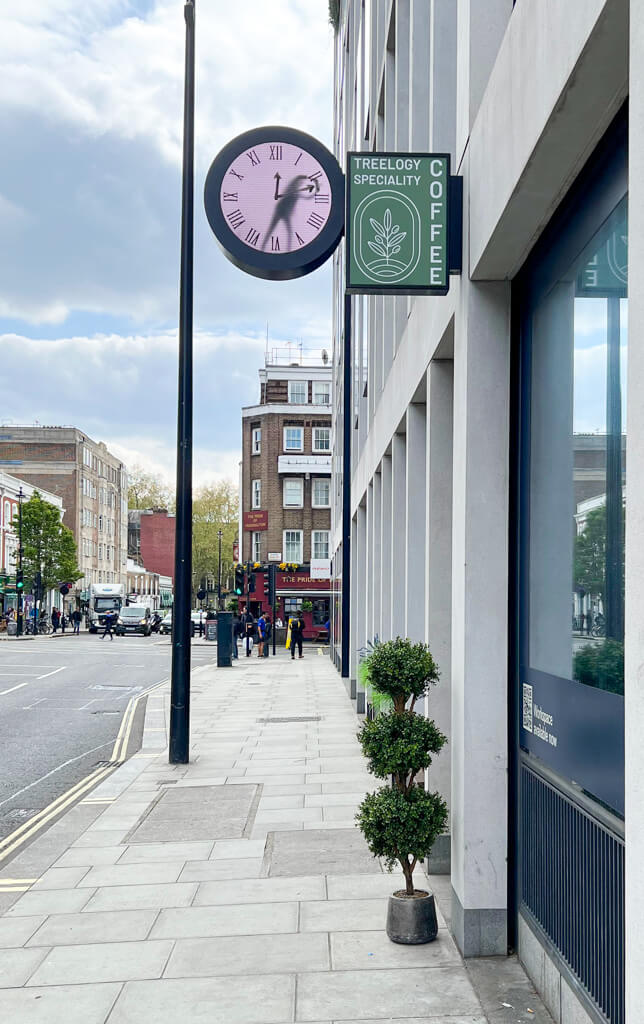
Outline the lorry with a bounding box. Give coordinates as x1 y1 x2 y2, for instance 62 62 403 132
87 583 126 633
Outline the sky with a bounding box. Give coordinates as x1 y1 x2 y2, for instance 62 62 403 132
0 0 335 486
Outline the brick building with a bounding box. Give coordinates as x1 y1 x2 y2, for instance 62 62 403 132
128 508 175 580
0 426 128 607
240 349 332 634
0 471 64 616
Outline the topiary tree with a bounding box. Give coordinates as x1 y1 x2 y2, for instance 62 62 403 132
356 637 447 896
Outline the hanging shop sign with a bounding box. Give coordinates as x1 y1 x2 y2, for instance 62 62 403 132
243 510 268 531
345 152 462 295
204 126 345 281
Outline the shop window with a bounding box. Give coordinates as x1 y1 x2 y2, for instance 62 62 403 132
312 598 330 626
284 597 302 615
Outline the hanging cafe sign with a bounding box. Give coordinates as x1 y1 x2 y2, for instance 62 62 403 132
203 129 462 295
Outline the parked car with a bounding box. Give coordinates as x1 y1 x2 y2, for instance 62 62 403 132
160 612 172 635
158 611 203 638
115 604 152 637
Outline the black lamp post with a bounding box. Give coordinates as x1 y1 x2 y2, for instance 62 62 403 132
17 487 24 637
217 529 223 609
169 0 195 765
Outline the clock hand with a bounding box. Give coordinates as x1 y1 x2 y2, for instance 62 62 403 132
273 172 281 201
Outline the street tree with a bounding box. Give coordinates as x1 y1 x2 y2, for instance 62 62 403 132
14 492 82 596
128 465 175 511
192 481 238 601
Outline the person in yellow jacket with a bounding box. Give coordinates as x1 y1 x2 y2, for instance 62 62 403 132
286 617 293 650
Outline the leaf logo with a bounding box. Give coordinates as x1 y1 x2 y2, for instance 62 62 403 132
352 191 422 284
367 209 407 263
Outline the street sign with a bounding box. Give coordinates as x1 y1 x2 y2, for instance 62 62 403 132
346 152 458 295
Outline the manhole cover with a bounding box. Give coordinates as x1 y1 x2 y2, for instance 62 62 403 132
257 716 321 723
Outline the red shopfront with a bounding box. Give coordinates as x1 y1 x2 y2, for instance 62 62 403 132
241 568 331 639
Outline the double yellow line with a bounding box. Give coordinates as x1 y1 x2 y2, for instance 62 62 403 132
0 678 168 867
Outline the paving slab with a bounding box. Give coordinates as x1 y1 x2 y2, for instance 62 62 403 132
117 840 213 864
82 881 197 913
72 831 129 848
194 875 326 906
0 981 122 1023
54 847 126 868
0 914 46 948
330 929 461 970
179 858 264 882
295 966 483 1021
107 974 295 1024
6 888 94 917
127 785 257 843
165 931 329 978
267 829 378 877
78 861 184 888
0 946 49 987
300 898 389 933
31 866 91 890
210 838 266 860
26 909 158 947
150 900 298 939
27 938 173 986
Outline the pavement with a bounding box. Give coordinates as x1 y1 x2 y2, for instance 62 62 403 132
0 648 553 1023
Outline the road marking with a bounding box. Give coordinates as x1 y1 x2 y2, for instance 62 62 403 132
0 682 29 696
37 666 66 680
0 740 113 811
0 764 116 864
110 678 168 762
0 672 38 676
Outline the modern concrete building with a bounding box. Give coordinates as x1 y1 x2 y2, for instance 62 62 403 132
239 347 333 633
0 426 128 607
331 3 634 1022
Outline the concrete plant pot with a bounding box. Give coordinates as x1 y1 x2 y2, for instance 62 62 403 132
386 889 438 944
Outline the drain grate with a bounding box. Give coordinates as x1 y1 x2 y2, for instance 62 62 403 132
257 716 321 723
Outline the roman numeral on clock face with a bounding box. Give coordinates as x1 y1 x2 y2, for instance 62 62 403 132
247 149 261 167
226 209 245 230
295 232 305 246
271 236 280 251
307 212 325 231
314 193 330 204
245 228 260 247
308 171 322 182
229 169 244 181
223 192 238 202
269 145 283 160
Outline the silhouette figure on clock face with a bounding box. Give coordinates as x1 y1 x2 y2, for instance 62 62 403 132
263 174 320 250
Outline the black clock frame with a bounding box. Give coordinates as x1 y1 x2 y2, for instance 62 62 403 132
204 126 345 281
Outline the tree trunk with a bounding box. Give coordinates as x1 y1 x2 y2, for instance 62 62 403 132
400 857 415 896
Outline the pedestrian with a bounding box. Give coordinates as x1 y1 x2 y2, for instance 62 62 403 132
72 609 82 635
586 610 592 635
264 614 272 657
51 608 60 633
257 612 266 658
243 612 255 656
290 613 304 660
101 609 115 641
61 612 67 633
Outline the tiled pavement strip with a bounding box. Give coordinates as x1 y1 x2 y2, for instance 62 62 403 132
0 649 553 1023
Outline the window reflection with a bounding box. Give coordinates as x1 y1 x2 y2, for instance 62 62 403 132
529 197 627 695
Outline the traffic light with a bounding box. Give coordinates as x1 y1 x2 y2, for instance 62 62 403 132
234 566 245 595
16 571 24 590
34 572 42 602
267 564 276 606
248 572 256 594
59 583 70 596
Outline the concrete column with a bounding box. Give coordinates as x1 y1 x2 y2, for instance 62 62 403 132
425 360 454 874
380 452 393 640
391 432 407 638
451 279 510 956
626 8 644 1014
430 0 457 159
349 513 359 700
456 0 512 162
372 470 382 644
366 480 374 645
405 402 427 641
355 500 367 714
409 0 430 149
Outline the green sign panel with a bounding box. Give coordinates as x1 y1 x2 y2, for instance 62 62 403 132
346 152 450 295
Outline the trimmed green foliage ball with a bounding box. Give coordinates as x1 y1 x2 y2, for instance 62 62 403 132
359 710 447 781
356 785 448 873
367 637 440 711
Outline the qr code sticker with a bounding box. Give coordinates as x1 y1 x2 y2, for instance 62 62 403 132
522 683 533 733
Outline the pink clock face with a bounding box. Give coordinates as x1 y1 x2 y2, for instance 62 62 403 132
219 141 333 254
